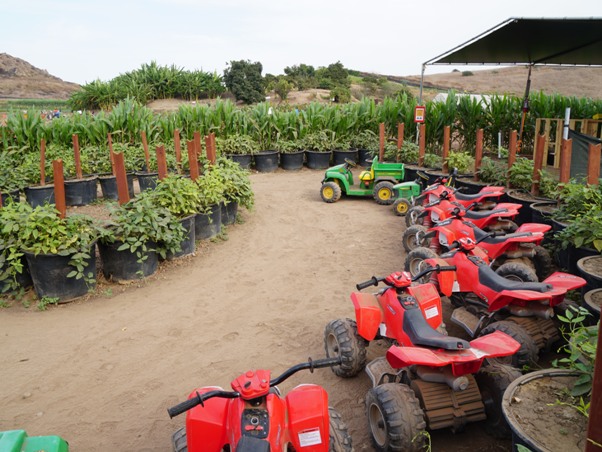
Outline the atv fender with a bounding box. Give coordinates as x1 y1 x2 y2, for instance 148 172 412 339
515 223 552 235
350 292 383 341
186 386 229 451
286 384 329 450
543 272 587 305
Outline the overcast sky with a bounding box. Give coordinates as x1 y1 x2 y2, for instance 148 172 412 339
1 0 600 85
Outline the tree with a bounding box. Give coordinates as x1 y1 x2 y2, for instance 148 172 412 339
284 63 316 90
223 60 265 104
316 61 350 90
274 78 292 101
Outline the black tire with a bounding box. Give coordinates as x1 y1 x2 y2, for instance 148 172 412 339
393 198 411 216
405 205 425 227
480 320 539 368
402 225 428 253
366 383 426 452
404 247 438 283
172 427 187 452
526 244 555 280
475 363 522 438
328 407 353 451
485 219 518 233
324 319 368 378
495 262 538 282
321 181 342 203
373 181 395 205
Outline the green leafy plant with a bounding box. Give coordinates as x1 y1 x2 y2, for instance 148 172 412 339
37 296 60 311
351 130 379 152
0 149 29 191
144 175 201 218
195 165 226 214
398 142 419 164
217 134 260 155
445 150 475 174
300 130 338 153
273 139 301 154
477 157 507 185
215 157 254 210
0 201 30 293
423 152 441 169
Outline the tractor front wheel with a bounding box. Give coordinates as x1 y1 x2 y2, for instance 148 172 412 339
373 181 395 205
321 181 342 203
393 198 411 216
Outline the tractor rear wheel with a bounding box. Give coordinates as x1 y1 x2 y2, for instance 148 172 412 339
324 319 367 378
393 198 411 216
373 181 395 205
321 181 342 203
366 383 426 452
328 407 353 451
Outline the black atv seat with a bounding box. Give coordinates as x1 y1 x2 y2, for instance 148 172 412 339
455 191 499 201
477 264 552 293
464 208 508 219
401 299 470 350
236 436 270 452
472 226 534 244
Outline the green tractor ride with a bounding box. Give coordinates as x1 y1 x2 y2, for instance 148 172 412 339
320 157 405 206
0 430 69 452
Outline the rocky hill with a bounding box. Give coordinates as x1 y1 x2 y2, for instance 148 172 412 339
0 53 80 99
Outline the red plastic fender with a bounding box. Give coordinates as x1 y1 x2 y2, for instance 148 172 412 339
515 223 552 235
186 386 229 452
286 384 330 451
351 292 383 341
543 272 587 306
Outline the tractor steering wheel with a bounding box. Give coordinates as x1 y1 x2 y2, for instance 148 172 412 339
344 158 357 168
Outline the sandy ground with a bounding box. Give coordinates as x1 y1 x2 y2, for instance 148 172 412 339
0 168 509 451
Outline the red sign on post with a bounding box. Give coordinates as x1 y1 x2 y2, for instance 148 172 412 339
414 105 426 123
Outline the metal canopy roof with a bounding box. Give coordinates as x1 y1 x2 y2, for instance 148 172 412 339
425 17 602 67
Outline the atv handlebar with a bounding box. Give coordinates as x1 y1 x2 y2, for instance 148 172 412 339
356 265 456 290
167 356 342 419
356 276 381 290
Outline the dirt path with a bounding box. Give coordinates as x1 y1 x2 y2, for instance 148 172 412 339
0 168 508 451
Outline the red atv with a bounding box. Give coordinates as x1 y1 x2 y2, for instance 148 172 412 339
324 266 521 451
402 207 554 281
405 238 586 367
167 357 352 452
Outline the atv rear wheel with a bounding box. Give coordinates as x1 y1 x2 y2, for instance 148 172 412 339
393 198 411 216
328 407 353 451
405 205 425 227
404 247 438 283
480 320 539 368
495 262 538 282
373 181 395 205
321 181 342 203
475 363 522 438
522 243 554 280
172 427 187 452
324 319 367 378
366 383 426 452
402 225 428 253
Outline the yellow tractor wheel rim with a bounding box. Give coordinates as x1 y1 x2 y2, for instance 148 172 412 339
378 189 391 200
323 186 334 199
396 202 408 214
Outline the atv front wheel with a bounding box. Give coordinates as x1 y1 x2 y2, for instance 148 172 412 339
404 247 438 282
373 181 395 205
480 320 539 368
328 407 353 451
405 205 425 227
393 198 411 216
402 225 428 253
324 319 367 378
172 427 187 452
321 181 342 203
366 383 426 452
475 363 522 438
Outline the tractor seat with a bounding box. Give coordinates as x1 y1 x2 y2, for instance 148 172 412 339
359 170 374 182
464 208 509 219
401 298 470 350
477 265 552 293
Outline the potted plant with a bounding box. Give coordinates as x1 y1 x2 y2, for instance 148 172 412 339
0 150 27 205
274 138 304 171
21 147 56 207
502 306 597 452
98 195 185 281
17 203 101 302
397 142 421 181
351 130 379 166
216 157 254 225
0 201 32 295
195 164 226 240
217 134 259 170
332 137 357 166
302 130 336 169
95 144 136 199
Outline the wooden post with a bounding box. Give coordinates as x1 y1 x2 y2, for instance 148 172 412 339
208 132 216 164
108 133 116 176
140 131 150 172
559 139 573 184
174 129 182 168
531 134 546 196
112 151 130 205
40 138 47 186
442 126 450 173
587 143 601 185
187 140 199 181
397 123 404 149
475 128 484 181
72 134 83 179
156 145 168 180
585 323 602 452
0 193 3 208
418 124 426 167
378 123 385 162
52 159 66 219
507 131 518 188
194 131 202 159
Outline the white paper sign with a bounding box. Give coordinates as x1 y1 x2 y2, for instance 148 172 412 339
298 428 322 447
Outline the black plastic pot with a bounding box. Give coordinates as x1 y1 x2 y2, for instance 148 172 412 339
506 189 545 226
455 177 489 195
24 184 55 207
570 245 599 276
254 151 279 173
64 176 98 206
0 189 20 205
98 173 135 200
24 245 96 301
0 256 32 294
403 165 421 183
167 215 196 259
221 201 238 226
98 239 158 282
226 154 253 170
576 255 602 293
424 169 448 186
135 171 159 192
530 201 557 226
333 149 358 166
195 204 222 240
583 288 602 320
279 151 304 171
357 149 373 166
305 151 331 170
551 218 571 270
